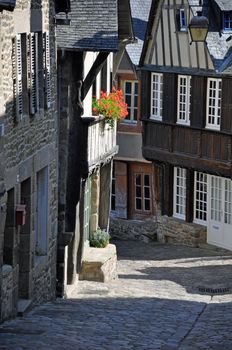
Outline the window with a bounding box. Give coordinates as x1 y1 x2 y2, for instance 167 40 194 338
194 172 207 225
180 9 187 31
111 164 116 211
224 179 232 225
224 12 232 31
177 75 191 125
206 78 222 130
123 81 138 122
151 73 163 120
135 173 151 212
173 167 186 219
12 31 51 120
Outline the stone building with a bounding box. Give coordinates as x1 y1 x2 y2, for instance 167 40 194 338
55 0 134 296
0 0 58 322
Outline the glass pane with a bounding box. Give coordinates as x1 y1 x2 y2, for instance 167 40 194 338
145 199 150 211
126 95 131 107
144 187 150 199
135 174 141 185
136 198 142 210
125 82 131 94
144 174 150 186
136 186 141 198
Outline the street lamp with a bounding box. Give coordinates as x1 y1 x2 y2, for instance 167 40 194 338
189 16 209 44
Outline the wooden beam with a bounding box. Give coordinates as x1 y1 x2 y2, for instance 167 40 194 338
82 51 110 100
186 169 194 223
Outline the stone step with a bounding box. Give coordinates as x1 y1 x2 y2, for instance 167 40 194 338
17 299 32 317
79 244 117 283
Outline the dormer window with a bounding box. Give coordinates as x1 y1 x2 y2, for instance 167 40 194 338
223 12 232 31
180 9 187 31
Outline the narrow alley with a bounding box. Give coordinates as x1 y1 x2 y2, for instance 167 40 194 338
0 241 232 350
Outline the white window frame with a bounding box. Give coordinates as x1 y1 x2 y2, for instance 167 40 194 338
206 78 222 131
151 73 163 121
123 80 138 123
180 9 187 31
177 75 191 125
173 167 186 220
194 172 208 226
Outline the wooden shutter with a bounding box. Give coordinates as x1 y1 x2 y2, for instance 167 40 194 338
28 32 39 114
43 32 51 109
190 76 206 128
12 34 23 121
163 73 177 123
115 162 127 219
221 78 232 133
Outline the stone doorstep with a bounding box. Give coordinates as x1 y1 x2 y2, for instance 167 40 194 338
17 299 32 317
79 244 117 283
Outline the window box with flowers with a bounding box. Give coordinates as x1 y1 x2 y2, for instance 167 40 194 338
92 88 128 128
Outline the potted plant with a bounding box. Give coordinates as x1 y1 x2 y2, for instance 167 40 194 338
92 88 128 128
89 227 111 248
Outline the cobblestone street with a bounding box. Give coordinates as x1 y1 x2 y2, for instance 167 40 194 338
1 241 232 350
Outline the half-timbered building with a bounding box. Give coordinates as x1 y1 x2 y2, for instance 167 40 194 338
55 0 133 296
110 0 157 240
140 0 232 250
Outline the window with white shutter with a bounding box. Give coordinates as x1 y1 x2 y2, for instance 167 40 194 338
12 34 23 121
28 32 39 115
43 32 51 109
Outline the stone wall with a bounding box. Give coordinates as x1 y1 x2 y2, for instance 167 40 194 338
0 0 58 323
110 218 158 243
157 216 207 247
110 215 207 247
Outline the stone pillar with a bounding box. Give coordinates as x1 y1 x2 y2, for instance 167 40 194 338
90 169 100 232
99 162 112 231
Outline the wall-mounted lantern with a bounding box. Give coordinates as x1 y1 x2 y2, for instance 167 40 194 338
189 16 209 44
16 204 26 226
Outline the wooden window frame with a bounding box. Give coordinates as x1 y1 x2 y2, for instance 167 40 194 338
122 80 138 123
206 78 222 130
173 167 186 220
177 75 191 125
150 72 163 121
194 172 208 226
134 172 151 213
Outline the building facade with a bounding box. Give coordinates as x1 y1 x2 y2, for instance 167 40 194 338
0 0 58 322
55 0 133 296
112 0 154 221
141 0 232 249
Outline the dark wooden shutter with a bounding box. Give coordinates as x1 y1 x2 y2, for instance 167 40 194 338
43 32 51 109
140 70 151 119
163 73 177 123
12 34 23 121
190 76 206 128
221 78 232 133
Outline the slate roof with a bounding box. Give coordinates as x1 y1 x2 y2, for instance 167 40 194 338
56 0 118 51
126 0 152 66
214 0 232 11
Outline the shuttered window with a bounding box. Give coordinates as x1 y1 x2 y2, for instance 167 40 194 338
12 34 23 121
206 78 222 130
173 167 186 220
28 32 39 115
151 73 163 120
43 32 51 109
177 75 191 125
